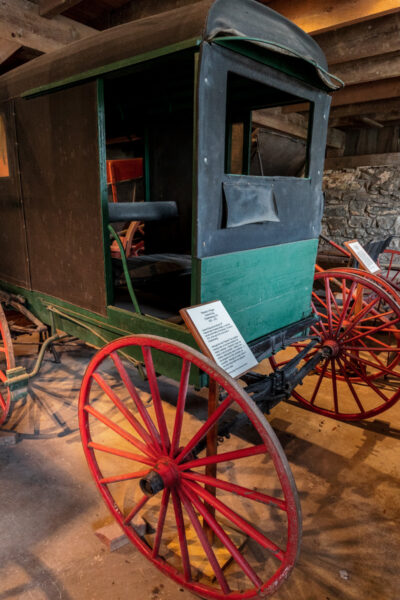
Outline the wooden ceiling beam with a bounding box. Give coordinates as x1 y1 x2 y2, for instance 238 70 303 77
0 38 21 65
332 77 400 107
285 78 400 112
40 0 83 19
0 0 96 54
314 13 400 65
330 113 400 127
331 52 400 87
330 99 400 119
325 152 400 170
252 108 345 149
265 0 400 34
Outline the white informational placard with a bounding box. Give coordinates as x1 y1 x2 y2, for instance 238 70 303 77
184 301 258 379
346 240 380 274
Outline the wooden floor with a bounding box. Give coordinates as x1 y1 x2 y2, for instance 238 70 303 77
0 342 399 600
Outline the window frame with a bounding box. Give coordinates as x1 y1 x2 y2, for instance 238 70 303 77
195 43 330 258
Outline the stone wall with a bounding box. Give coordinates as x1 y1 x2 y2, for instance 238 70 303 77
321 166 400 250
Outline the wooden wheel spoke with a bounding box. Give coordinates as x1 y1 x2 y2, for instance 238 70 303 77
124 494 149 525
335 280 357 333
356 339 399 371
311 302 329 337
345 316 400 345
99 469 150 485
344 346 400 353
152 488 171 558
182 471 286 511
310 359 329 406
346 352 400 380
175 396 233 464
182 482 263 589
84 405 156 459
340 355 390 403
331 359 339 414
310 324 323 337
179 443 267 471
312 291 332 315
184 480 285 561
92 372 159 454
142 346 170 453
338 295 379 341
359 309 394 323
87 441 155 466
328 286 342 320
111 352 162 450
179 487 231 594
324 277 334 335
336 356 365 413
170 359 191 458
171 489 192 582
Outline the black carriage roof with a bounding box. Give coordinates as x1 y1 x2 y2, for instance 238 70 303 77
0 0 339 101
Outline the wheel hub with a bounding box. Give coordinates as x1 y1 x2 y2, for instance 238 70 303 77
322 339 340 358
140 457 180 496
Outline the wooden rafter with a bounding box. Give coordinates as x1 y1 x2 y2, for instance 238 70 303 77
0 0 96 53
332 77 400 107
252 108 345 150
265 0 400 34
330 99 400 119
0 39 21 65
40 0 83 18
325 152 400 170
285 78 400 112
331 52 400 87
314 13 400 65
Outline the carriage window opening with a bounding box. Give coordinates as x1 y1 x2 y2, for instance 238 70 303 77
0 115 9 178
225 73 312 178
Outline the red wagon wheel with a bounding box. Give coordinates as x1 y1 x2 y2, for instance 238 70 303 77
270 270 400 421
79 335 301 599
0 303 15 425
378 248 400 292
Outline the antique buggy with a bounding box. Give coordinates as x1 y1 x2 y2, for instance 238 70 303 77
1 0 399 597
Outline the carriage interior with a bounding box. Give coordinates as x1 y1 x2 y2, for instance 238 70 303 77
104 52 195 320
103 51 312 322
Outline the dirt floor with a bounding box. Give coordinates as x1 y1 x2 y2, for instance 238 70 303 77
0 341 399 600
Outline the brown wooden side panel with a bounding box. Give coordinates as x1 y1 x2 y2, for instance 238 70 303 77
0 101 30 288
15 82 107 315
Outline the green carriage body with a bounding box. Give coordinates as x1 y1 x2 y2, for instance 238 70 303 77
0 0 337 382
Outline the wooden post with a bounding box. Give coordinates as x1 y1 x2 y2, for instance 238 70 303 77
204 378 218 545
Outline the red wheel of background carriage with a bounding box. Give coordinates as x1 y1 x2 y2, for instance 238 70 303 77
79 335 301 599
0 303 15 425
270 270 400 421
378 248 400 292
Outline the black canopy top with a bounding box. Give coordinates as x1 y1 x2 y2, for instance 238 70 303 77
0 0 339 101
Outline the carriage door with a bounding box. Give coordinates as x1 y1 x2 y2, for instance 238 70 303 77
0 101 30 288
14 81 108 315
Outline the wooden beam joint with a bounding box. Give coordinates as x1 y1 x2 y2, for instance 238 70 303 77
39 0 83 19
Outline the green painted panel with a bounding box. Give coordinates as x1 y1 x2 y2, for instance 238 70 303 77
200 239 318 342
